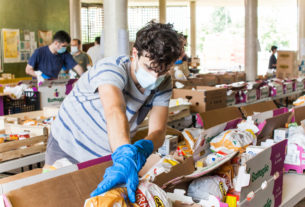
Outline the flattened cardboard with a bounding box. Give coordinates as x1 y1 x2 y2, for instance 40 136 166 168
198 106 242 129
240 100 277 117
172 87 227 113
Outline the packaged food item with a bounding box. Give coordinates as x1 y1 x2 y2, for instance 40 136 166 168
42 116 55 124
84 180 172 207
210 129 256 154
187 176 228 202
141 156 180 181
195 152 226 169
7 134 19 141
18 132 30 140
293 95 305 106
177 144 193 157
22 119 38 126
182 128 201 152
158 135 178 156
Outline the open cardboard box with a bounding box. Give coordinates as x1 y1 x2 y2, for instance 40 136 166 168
0 111 291 207
172 86 227 113
289 105 305 125
239 100 277 117
197 106 243 129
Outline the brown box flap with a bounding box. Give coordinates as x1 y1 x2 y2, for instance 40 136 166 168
6 161 112 207
293 105 305 125
257 112 291 142
0 169 42 185
199 107 242 129
240 101 277 117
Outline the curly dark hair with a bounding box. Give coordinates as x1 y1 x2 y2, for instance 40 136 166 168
134 22 182 74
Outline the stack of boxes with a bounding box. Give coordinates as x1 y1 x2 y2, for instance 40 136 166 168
276 51 298 79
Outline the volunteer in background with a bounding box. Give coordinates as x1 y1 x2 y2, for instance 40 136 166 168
87 36 104 65
268 45 277 70
25 31 83 83
44 22 182 203
71 38 92 75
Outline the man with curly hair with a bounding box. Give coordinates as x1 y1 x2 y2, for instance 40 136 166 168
45 22 182 202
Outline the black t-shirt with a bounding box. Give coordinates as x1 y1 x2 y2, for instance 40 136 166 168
268 54 277 69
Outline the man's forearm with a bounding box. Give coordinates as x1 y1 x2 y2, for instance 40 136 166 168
145 129 166 151
25 65 37 77
105 107 130 151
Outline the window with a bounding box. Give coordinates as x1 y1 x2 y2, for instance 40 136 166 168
128 7 159 41
196 2 245 73
258 0 297 75
81 4 104 43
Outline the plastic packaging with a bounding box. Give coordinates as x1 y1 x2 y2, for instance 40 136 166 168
210 129 256 153
84 180 172 207
187 176 228 202
141 155 180 182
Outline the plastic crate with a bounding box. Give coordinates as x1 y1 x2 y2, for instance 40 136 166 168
0 91 40 115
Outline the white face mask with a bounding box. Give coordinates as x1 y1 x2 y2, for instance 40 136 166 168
71 46 78 55
135 62 165 90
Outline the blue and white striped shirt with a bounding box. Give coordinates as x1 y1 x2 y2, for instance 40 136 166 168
51 56 172 162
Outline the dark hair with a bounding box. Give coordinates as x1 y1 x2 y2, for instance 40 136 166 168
271 45 278 52
134 22 182 74
95 36 100 44
53 31 71 44
73 38 81 45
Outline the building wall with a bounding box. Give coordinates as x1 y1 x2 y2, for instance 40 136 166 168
0 0 70 77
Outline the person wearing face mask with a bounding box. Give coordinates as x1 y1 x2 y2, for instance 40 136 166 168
71 38 92 76
25 30 84 83
44 22 182 203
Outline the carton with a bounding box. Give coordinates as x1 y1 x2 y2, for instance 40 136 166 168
217 73 235 84
283 82 293 94
290 105 305 125
172 86 227 113
197 106 242 129
226 90 236 106
194 74 218 86
276 51 298 79
235 72 246 82
245 89 257 103
38 79 77 107
240 101 277 117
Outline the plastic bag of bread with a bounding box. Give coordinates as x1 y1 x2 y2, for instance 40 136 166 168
84 180 172 207
210 129 256 154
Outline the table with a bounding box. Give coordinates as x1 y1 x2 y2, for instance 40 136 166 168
0 152 45 173
280 173 305 207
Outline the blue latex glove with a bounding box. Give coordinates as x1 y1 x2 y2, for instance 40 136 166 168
90 139 154 203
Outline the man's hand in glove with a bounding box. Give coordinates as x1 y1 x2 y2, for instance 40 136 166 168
90 139 153 203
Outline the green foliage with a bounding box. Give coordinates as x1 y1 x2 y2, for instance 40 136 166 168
211 7 232 33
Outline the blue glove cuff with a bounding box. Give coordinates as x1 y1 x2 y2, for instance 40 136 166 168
133 139 154 159
41 73 50 79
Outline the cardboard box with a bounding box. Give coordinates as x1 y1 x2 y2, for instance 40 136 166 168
217 73 235 84
290 105 305 125
237 140 287 207
245 89 257 103
276 51 298 79
172 86 227 113
38 79 77 107
259 86 270 99
283 81 293 94
226 91 236 106
235 72 246 82
193 74 218 86
240 101 277 117
198 106 242 129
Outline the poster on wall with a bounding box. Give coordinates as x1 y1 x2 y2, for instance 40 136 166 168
0 33 2 72
38 30 52 47
1 29 20 63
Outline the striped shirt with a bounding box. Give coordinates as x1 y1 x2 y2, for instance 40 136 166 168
51 55 172 163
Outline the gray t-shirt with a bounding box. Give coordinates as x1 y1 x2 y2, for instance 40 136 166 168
51 55 172 162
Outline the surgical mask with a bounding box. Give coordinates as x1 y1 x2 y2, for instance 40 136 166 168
57 47 67 54
135 64 165 90
71 46 78 55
